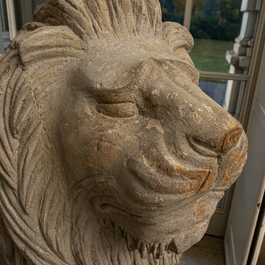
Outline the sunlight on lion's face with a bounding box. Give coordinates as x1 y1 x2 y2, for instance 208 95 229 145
52 41 247 255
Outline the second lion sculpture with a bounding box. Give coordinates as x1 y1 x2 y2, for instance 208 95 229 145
0 0 247 264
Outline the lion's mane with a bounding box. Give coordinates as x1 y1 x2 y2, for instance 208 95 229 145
0 0 192 264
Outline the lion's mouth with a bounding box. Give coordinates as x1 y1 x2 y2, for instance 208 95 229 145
129 148 215 198
92 196 163 224
90 133 247 260
92 191 224 258
91 189 224 224
123 131 247 205
93 200 143 219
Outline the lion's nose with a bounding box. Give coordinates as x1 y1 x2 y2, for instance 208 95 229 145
188 113 243 155
188 126 243 158
175 86 244 154
217 127 243 152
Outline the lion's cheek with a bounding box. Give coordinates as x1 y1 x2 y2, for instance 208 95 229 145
88 141 123 169
86 134 141 169
167 191 224 253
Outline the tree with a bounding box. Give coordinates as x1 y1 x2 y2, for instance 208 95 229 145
203 0 241 23
159 0 184 23
160 0 176 13
172 0 186 15
159 0 242 40
172 0 204 17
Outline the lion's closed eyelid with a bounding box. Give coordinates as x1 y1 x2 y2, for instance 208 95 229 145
91 88 138 104
97 102 138 118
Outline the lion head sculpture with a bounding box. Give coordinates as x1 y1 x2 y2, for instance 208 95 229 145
0 0 248 264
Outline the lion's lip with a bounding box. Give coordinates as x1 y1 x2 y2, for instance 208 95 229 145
128 132 247 197
129 150 215 196
92 190 224 225
91 196 151 222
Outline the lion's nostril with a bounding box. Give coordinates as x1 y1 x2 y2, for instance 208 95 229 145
188 126 243 156
187 136 218 157
218 127 243 152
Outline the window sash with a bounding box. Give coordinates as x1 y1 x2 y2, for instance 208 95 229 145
183 0 193 31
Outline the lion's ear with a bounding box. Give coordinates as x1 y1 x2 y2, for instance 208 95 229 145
162 22 194 53
14 26 84 68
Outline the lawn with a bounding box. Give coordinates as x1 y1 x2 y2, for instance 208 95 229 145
189 39 234 73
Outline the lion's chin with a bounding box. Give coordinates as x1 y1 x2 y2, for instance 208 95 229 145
98 216 208 259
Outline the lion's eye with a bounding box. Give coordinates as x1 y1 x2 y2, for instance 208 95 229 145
97 102 138 118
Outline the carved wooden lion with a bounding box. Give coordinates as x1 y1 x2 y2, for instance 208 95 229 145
0 0 247 264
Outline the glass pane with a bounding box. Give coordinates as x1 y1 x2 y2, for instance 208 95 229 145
160 0 184 24
199 78 246 119
0 0 10 53
190 39 233 73
199 78 228 107
13 0 46 31
190 0 242 73
217 199 223 209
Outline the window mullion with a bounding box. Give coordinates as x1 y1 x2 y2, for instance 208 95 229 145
183 0 193 31
199 71 250 81
6 0 16 40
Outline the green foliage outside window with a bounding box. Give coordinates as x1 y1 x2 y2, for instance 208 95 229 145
159 0 242 41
